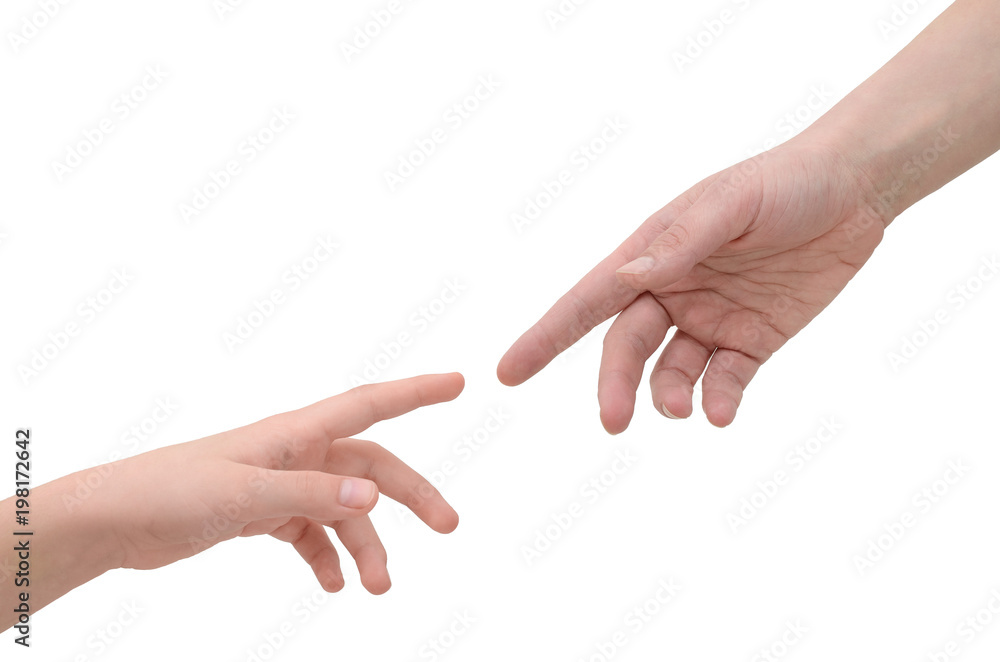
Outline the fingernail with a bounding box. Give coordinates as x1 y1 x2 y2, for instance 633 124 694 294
661 403 682 420
339 479 376 509
617 256 654 276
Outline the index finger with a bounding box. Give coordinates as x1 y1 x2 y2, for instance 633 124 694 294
280 373 465 442
497 173 720 387
497 223 669 387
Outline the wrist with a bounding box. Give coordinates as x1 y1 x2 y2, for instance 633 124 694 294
787 0 1000 226
795 105 956 225
24 472 125 611
1 477 121 630
44 470 126 574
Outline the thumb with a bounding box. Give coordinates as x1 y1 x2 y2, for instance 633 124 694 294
616 195 746 291
245 469 379 522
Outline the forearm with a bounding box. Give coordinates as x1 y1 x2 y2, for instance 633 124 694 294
800 0 1000 221
1 473 122 632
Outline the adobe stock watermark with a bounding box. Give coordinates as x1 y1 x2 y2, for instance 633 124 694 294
416 610 477 662
877 0 940 40
51 65 168 183
510 116 627 234
744 84 835 158
240 587 331 662
852 459 970 576
339 0 417 63
726 417 844 534
213 0 250 21
347 278 466 387
222 234 339 352
395 406 512 524
715 83 832 202
384 75 500 192
521 449 638 566
926 588 1000 662
111 397 179 456
7 0 73 54
544 0 593 31
750 620 809 662
691 289 799 386
886 255 998 372
717 85 836 203
179 106 296 223
846 125 960 242
575 578 680 662
539 279 636 368
190 467 293 553
63 397 180 514
17 268 135 385
878 125 960 210
63 600 145 660
555 320 595 365
188 434 313 553
671 0 755 74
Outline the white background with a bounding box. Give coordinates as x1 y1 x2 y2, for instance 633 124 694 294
3 0 1000 660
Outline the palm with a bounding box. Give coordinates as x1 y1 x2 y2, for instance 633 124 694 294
498 145 885 429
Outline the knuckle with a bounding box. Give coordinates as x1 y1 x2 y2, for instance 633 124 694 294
362 539 388 564
349 383 375 399
604 327 647 359
293 471 318 498
651 364 694 386
258 416 313 468
293 472 334 517
359 441 391 478
655 225 690 256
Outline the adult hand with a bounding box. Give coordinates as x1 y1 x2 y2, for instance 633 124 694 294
498 143 885 430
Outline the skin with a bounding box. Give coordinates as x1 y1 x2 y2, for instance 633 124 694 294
498 0 1000 431
0 373 465 632
4 0 1000 635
